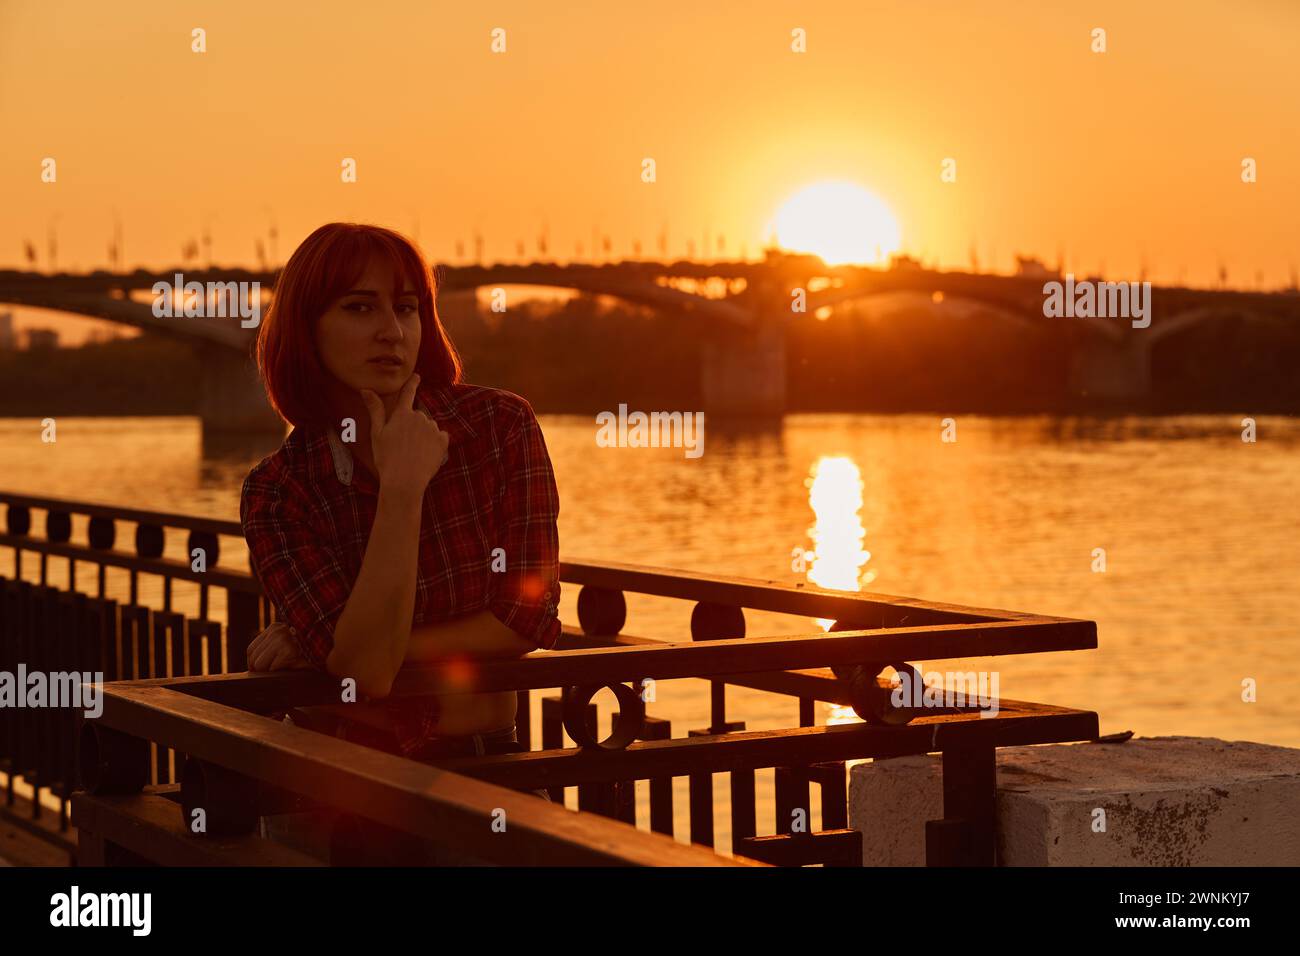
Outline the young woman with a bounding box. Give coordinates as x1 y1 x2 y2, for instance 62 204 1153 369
239 223 560 857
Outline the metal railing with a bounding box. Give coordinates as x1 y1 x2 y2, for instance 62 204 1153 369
1 491 1100 866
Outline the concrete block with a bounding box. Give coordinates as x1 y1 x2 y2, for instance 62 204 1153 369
848 736 1300 866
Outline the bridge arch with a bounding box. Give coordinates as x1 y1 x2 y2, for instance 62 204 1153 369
437 273 753 327
0 289 253 352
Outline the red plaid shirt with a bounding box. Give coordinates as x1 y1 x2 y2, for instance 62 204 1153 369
240 380 560 756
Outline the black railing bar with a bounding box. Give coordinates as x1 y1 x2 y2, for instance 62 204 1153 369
0 492 240 537
94 683 755 866
135 617 1096 706
433 703 1101 788
0 536 260 593
561 558 1048 623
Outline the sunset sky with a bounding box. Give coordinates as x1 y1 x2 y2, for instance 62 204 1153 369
2 0 1297 287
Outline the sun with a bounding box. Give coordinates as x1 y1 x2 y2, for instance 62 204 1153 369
771 181 902 266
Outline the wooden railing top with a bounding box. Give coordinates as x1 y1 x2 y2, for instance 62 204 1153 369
435 699 1100 789
94 680 755 867
140 613 1096 711
559 558 1044 624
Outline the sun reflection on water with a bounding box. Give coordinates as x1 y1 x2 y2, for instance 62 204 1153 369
802 456 876 726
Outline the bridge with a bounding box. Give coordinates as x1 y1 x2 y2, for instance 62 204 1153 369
1 257 1295 431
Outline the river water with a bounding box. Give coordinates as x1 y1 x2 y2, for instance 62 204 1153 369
2 411 1296 851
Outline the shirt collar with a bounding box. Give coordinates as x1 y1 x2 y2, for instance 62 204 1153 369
323 380 477 487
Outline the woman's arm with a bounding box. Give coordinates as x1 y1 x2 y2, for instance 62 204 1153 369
323 483 423 696
406 610 536 662
403 395 560 666
324 375 450 697
248 604 534 674
243 374 446 697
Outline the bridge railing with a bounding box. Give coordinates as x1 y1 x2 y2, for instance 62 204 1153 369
76 646 1098 866
2 491 1099 865
78 673 751 867
0 491 263 849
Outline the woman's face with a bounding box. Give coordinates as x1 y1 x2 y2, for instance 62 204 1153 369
316 254 422 396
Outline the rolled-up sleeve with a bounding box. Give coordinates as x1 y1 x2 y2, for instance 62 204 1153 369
240 465 351 669
487 400 561 650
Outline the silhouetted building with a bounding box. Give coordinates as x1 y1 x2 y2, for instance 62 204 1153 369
1016 255 1059 279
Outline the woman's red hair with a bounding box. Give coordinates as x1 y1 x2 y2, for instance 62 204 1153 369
254 222 463 427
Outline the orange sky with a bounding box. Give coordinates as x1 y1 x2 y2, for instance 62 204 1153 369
2 0 1297 288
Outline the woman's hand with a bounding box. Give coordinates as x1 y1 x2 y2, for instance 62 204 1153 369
361 373 450 497
247 621 313 672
